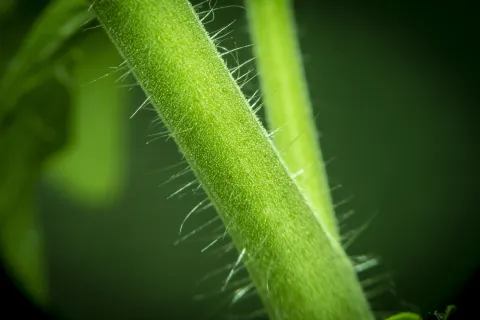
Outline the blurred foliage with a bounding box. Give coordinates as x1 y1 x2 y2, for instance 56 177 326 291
0 0 15 19
0 77 70 305
0 0 92 118
0 0 92 306
0 0 127 308
385 312 423 320
46 32 127 208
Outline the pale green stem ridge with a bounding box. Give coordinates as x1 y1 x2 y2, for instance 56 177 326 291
91 1 373 319
245 0 340 241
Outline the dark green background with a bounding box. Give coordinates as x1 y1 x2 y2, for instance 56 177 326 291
1 0 478 319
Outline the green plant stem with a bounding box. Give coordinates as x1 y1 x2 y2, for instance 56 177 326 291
91 1 373 319
245 0 340 241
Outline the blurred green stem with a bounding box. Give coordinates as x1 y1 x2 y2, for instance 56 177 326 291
91 0 373 319
245 0 339 241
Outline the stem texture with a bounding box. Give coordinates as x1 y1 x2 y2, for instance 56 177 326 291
245 0 340 240
91 1 373 319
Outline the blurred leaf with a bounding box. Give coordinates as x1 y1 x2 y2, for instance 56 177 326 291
0 0 15 20
433 305 456 320
385 312 422 320
1 202 48 306
0 78 70 306
46 32 128 208
0 0 92 121
0 0 93 307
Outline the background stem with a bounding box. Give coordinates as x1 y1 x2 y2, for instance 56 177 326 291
245 0 340 241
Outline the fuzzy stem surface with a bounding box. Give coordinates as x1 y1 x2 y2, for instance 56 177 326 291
245 0 340 241
91 1 373 319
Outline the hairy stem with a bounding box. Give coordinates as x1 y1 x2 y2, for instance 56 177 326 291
91 0 373 319
245 0 340 241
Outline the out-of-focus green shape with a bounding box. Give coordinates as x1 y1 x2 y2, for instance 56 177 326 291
46 32 127 207
0 0 91 307
385 306 456 320
0 0 92 120
444 305 456 319
0 0 15 19
433 305 456 320
0 78 70 306
1 203 47 306
385 312 422 320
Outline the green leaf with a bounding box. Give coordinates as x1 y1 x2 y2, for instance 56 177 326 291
0 0 91 306
0 0 15 20
434 305 457 320
385 312 423 320
0 0 92 120
0 78 71 306
46 32 128 208
444 305 456 319
1 203 48 306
